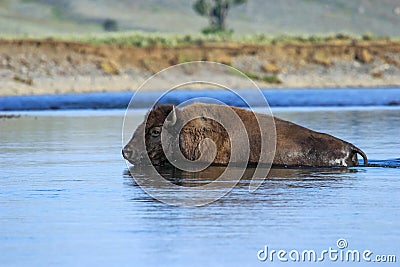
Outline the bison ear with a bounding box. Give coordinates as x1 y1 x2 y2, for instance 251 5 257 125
165 106 178 127
156 104 174 116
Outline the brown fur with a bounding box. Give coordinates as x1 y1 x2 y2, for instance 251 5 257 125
123 103 368 167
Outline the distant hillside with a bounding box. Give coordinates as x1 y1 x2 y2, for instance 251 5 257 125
0 0 399 36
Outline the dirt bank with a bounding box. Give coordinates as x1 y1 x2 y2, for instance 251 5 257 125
1 39 400 96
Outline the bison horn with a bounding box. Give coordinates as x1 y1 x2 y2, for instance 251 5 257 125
166 106 177 126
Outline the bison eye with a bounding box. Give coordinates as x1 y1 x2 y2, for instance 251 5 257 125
150 127 161 137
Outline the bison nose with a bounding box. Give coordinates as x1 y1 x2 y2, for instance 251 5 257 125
122 147 134 160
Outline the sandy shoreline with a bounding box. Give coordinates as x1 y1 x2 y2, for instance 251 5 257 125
1 39 400 96
2 72 400 97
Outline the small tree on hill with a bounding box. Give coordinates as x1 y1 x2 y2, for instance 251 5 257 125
103 19 118 32
193 0 247 34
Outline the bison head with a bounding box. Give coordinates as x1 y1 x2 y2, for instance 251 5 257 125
122 104 180 166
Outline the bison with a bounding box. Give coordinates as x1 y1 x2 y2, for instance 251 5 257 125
123 103 368 168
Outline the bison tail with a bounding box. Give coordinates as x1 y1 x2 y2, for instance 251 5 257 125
352 146 368 165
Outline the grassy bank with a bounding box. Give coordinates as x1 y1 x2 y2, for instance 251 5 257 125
2 32 398 48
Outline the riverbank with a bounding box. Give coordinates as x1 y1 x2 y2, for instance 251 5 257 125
1 38 400 96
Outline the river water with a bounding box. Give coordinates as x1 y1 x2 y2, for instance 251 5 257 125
1 106 399 266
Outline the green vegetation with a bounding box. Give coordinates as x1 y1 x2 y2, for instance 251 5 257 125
178 53 201 63
103 19 118 32
13 74 33 85
71 32 395 47
242 71 258 80
1 31 396 48
193 0 247 34
261 74 282 84
242 72 282 84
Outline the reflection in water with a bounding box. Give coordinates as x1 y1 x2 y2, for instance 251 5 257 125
123 165 364 209
124 158 400 205
124 165 358 188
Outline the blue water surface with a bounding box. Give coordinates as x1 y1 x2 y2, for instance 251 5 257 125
1 87 400 111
